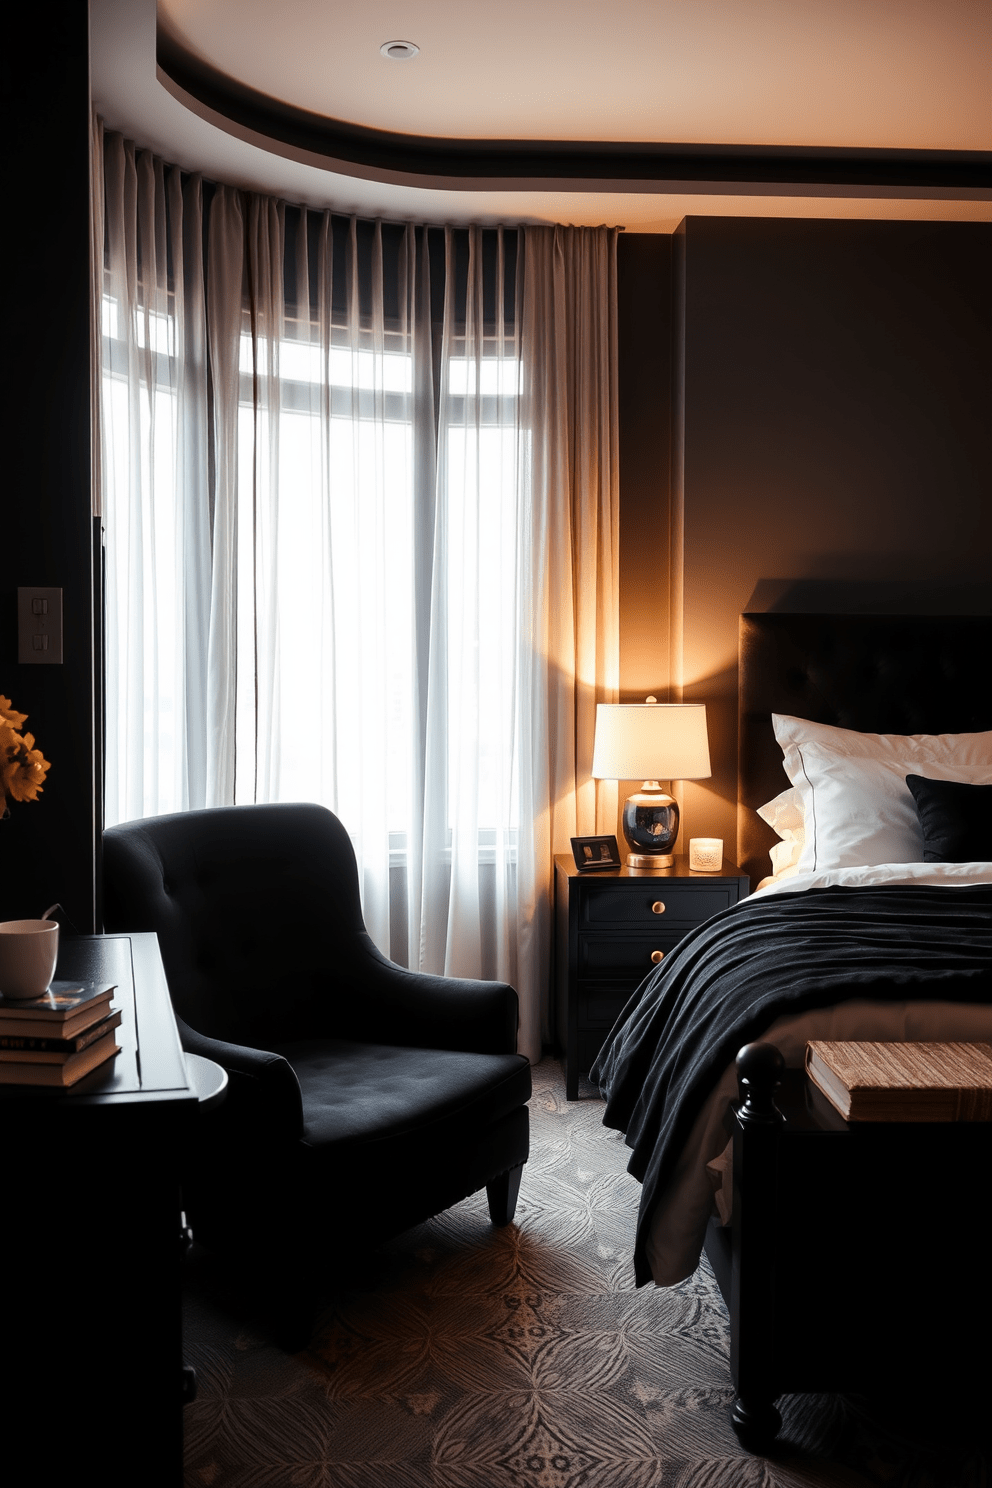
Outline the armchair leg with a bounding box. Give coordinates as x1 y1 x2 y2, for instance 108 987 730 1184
486 1163 524 1227
730 1394 782 1452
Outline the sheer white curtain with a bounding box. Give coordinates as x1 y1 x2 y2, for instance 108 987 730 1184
102 136 211 819
100 129 618 1060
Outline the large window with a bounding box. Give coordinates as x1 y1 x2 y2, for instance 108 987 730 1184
99 129 620 1062
102 289 523 844
231 315 420 830
99 183 528 927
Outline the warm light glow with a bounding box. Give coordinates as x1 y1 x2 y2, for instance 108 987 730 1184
591 701 711 781
689 836 723 871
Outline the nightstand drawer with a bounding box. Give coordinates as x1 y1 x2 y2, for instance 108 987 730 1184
577 932 683 977
578 982 640 1028
580 885 736 928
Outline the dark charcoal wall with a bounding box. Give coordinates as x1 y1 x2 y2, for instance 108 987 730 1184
617 232 673 703
667 217 992 851
2 5 98 927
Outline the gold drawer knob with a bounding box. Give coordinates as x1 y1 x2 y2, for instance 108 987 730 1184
650 950 665 964
651 901 666 915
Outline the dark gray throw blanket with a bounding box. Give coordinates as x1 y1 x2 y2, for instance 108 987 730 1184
590 883 992 1285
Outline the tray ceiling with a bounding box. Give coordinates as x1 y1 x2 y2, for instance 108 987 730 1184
158 0 991 152
90 0 992 229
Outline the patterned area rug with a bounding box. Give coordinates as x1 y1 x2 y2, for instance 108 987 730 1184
183 1059 988 1487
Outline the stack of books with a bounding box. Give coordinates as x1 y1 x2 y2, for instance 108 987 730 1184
806 1040 992 1122
0 982 121 1087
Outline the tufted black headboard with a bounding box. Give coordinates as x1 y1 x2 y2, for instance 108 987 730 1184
738 612 992 885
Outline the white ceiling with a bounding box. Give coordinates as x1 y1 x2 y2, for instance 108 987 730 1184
159 0 992 150
91 0 992 231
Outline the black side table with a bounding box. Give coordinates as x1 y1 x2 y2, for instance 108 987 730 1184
3 933 203 1486
554 854 749 1098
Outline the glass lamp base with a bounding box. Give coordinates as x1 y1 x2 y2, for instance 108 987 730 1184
621 785 680 869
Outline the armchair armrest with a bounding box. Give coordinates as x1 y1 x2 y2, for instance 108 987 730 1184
333 936 520 1055
177 1016 305 1142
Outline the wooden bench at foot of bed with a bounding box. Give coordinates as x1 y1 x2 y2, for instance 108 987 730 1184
703 1041 992 1452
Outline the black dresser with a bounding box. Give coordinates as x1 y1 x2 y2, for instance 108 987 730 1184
554 855 749 1098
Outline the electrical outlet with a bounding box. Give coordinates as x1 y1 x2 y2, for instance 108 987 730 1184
18 587 63 664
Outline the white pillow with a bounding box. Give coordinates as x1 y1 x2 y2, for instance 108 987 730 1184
756 787 805 876
768 840 803 879
772 714 992 769
757 785 804 837
772 715 992 872
788 743 992 871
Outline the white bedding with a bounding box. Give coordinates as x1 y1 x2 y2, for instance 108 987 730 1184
752 859 992 898
643 861 992 1287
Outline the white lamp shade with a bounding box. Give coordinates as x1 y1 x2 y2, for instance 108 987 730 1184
591 702 711 781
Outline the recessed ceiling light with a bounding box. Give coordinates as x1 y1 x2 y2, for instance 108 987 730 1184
379 40 420 61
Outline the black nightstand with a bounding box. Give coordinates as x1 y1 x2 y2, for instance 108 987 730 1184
554 854 750 1099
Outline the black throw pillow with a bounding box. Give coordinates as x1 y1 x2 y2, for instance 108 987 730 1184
905 774 992 863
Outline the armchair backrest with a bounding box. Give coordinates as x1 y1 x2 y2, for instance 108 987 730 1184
104 803 373 1046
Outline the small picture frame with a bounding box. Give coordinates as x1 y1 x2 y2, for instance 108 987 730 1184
570 834 622 872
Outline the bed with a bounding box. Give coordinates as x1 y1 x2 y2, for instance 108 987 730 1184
592 611 992 1449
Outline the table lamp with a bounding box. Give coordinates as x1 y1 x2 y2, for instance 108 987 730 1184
591 698 711 868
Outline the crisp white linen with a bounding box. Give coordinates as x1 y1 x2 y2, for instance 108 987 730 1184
785 746 992 873
753 859 992 897
756 786 805 877
771 714 992 877
757 786 805 837
643 861 992 1287
771 714 992 769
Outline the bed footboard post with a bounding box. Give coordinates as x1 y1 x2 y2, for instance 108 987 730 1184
729 1042 785 1450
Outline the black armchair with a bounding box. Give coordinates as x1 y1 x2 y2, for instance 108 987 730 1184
103 804 530 1281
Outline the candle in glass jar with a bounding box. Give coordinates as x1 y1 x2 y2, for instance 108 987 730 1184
689 838 723 872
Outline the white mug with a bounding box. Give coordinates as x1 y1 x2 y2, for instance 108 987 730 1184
689 838 723 872
0 919 60 1000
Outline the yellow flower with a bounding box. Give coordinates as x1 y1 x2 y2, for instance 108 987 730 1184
0 697 51 815
0 696 28 730
2 733 52 803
